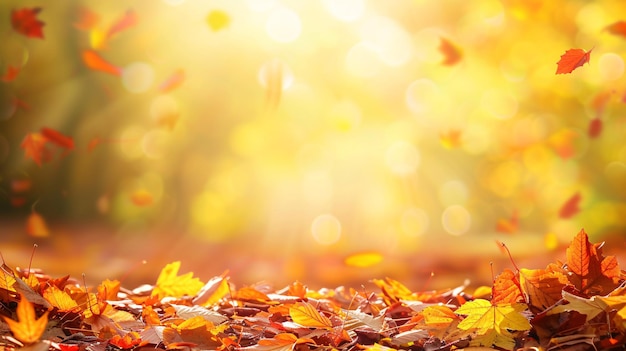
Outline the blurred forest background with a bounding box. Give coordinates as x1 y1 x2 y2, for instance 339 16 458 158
1 0 626 290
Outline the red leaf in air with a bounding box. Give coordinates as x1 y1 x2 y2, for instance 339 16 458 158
40 127 74 150
588 118 602 138
439 37 463 66
605 21 626 38
495 210 519 234
159 69 185 93
20 133 51 167
1 65 20 82
74 7 100 31
559 192 581 219
555 48 592 74
82 50 122 76
107 9 138 39
11 8 45 39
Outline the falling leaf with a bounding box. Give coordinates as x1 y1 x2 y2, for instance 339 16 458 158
289 302 333 329
439 37 462 66
605 21 626 38
564 228 621 295
3 294 50 344
588 118 602 138
20 133 51 167
82 50 122 76
439 129 463 149
344 252 383 268
158 69 185 93
151 261 203 299
11 8 45 39
549 129 578 159
74 7 100 31
495 210 519 234
555 48 592 75
206 10 230 31
106 9 138 40
559 192 581 219
40 127 74 151
26 212 50 238
130 190 153 207
1 65 20 82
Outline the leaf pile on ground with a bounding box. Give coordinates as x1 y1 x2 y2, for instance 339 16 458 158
0 229 625 351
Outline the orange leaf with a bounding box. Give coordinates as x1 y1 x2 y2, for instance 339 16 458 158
11 8 45 39
439 129 463 149
82 50 122 76
288 302 332 329
559 192 581 219
26 212 50 238
495 210 519 234
234 286 272 303
131 190 154 206
439 37 462 66
159 69 185 93
565 229 621 295
588 118 603 138
42 285 79 312
3 294 49 344
1 65 20 82
20 133 51 166
606 21 626 38
109 331 144 349
107 9 138 39
287 281 307 298
519 266 568 311
491 269 523 305
40 127 74 150
74 7 100 31
555 48 592 75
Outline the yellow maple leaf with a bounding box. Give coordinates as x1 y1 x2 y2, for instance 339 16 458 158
3 294 49 344
289 302 333 329
455 299 530 350
42 285 79 311
151 261 203 299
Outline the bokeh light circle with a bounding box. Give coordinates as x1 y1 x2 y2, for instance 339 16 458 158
442 205 471 236
122 62 155 93
345 42 381 77
406 79 441 115
598 53 624 81
481 90 518 119
438 180 468 206
385 141 420 176
266 8 301 43
311 214 342 245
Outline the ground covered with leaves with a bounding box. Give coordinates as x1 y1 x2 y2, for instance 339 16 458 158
0 229 625 351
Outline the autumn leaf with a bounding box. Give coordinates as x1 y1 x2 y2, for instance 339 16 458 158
491 269 523 305
106 9 138 40
605 21 626 38
289 302 333 329
455 299 530 350
1 65 20 82
344 252 383 268
151 261 203 299
588 118 603 138
42 285 78 312
555 48 592 74
495 210 519 234
11 8 45 39
206 10 230 31
26 211 50 238
74 7 100 31
3 294 50 344
158 69 185 93
20 133 51 166
519 266 568 312
439 37 462 66
109 331 145 349
547 290 609 323
82 50 122 76
130 190 154 207
559 192 581 219
40 127 74 151
565 228 621 295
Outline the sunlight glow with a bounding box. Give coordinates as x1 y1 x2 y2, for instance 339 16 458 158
311 214 342 245
266 8 301 43
442 205 471 236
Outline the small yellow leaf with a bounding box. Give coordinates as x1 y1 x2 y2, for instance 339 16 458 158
152 261 203 299
344 252 383 268
289 302 332 329
3 294 49 344
206 10 230 31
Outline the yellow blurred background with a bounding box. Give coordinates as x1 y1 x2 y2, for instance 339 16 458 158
1 0 626 290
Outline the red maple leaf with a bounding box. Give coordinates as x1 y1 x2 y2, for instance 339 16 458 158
605 21 626 38
555 48 592 74
559 192 581 218
11 8 45 39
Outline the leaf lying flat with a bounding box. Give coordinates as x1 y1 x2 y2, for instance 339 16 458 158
3 294 49 344
289 302 332 329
